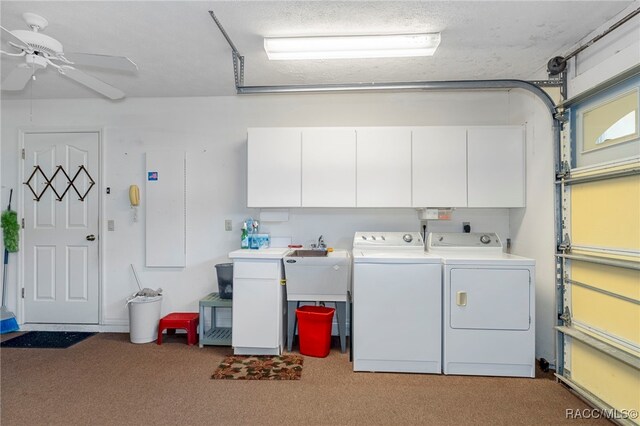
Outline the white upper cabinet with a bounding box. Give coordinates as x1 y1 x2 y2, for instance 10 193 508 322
302 128 356 207
247 125 526 209
467 126 525 208
412 127 468 207
247 128 301 207
356 127 412 207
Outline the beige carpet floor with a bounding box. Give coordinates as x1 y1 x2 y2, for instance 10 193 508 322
1 332 607 425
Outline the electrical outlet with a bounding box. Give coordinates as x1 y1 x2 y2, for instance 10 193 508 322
107 220 115 231
225 219 232 231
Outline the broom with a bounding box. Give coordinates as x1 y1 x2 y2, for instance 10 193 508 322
1 189 19 334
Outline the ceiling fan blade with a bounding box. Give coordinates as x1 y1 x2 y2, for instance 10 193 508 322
1 26 31 52
2 64 35 90
62 52 138 72
59 66 125 100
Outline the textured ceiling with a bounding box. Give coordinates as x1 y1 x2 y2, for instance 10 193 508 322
0 1 635 100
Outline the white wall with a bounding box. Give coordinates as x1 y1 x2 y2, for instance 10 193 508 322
1 90 554 357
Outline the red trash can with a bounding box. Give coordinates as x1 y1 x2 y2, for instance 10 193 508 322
296 305 335 358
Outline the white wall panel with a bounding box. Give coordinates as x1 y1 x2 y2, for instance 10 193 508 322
145 151 186 267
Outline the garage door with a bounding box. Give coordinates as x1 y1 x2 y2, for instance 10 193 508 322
556 74 640 425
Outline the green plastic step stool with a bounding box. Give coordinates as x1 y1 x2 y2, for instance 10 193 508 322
199 292 232 347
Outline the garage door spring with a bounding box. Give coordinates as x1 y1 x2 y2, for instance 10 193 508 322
24 165 95 202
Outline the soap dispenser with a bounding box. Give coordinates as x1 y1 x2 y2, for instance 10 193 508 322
241 222 249 249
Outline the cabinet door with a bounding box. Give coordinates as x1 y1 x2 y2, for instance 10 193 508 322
302 128 356 207
467 126 525 207
356 128 412 207
412 127 467 207
232 277 280 349
247 128 301 207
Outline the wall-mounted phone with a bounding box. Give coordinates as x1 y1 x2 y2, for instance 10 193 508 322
129 185 140 206
129 185 140 222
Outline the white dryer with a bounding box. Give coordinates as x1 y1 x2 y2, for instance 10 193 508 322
427 232 535 378
352 232 442 374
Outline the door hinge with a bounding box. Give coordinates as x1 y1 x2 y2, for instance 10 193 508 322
21 288 25 298
553 109 568 123
556 160 570 180
558 233 571 253
559 306 572 326
21 218 25 229
21 148 25 160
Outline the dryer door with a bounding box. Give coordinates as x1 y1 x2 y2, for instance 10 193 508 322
450 268 530 330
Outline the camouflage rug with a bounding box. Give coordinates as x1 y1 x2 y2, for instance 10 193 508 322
212 354 303 380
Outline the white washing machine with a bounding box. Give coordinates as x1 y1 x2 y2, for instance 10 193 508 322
352 232 442 374
427 232 535 378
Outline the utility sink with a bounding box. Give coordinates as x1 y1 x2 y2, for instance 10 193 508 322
283 249 351 301
288 249 327 257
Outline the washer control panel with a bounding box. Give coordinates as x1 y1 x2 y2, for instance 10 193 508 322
353 232 424 250
427 232 502 249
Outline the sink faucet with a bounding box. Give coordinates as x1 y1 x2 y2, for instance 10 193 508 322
311 235 326 250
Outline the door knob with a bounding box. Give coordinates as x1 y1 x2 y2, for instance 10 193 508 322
86 234 96 241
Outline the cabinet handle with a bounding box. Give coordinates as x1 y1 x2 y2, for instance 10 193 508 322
456 291 467 306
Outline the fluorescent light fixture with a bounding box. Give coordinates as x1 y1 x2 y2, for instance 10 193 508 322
264 33 441 60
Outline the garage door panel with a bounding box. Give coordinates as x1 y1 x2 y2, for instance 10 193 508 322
571 341 640 416
571 175 640 251
563 79 640 422
572 285 640 345
572 261 640 301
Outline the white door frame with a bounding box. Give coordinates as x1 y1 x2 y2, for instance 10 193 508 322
17 126 105 327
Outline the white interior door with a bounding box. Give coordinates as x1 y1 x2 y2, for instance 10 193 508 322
23 132 100 324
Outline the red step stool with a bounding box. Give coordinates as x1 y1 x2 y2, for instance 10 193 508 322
157 313 199 345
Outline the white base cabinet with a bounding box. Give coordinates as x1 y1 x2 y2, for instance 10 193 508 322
230 252 286 355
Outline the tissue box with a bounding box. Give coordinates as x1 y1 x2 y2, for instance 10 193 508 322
249 234 270 249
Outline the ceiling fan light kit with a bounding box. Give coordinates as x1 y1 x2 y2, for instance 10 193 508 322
1 12 137 100
264 33 441 60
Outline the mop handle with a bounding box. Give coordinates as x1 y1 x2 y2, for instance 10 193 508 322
2 250 8 308
2 188 13 309
130 264 143 291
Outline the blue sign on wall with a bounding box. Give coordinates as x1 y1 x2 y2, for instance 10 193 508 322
148 171 158 181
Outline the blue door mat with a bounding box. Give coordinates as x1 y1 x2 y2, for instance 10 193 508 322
1 331 96 348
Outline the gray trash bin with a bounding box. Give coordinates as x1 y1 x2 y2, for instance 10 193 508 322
215 263 233 299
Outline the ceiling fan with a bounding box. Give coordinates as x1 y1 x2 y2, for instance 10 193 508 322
1 12 137 100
